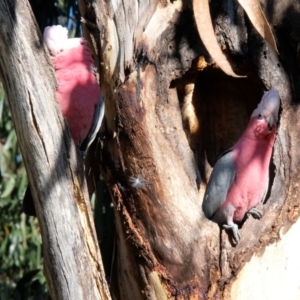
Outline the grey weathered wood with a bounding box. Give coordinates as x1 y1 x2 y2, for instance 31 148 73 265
0 1 111 299
80 0 300 299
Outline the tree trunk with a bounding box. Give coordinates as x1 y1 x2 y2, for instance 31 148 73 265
80 0 300 299
0 1 110 299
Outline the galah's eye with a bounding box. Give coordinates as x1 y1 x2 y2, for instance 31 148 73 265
258 114 263 119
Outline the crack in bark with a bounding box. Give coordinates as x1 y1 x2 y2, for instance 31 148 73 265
54 229 71 298
27 89 50 165
67 160 109 298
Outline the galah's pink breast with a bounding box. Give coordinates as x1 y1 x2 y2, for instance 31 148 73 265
52 44 101 145
220 125 276 222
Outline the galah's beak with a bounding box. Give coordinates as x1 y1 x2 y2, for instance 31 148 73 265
266 113 276 131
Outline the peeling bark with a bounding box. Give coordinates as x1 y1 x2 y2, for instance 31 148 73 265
77 0 300 299
0 1 110 299
78 0 300 299
2 0 298 298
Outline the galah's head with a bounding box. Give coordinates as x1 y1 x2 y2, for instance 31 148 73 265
43 25 83 56
43 25 68 56
250 88 280 137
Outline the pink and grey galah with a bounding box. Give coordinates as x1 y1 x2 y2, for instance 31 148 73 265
23 25 104 216
202 88 280 243
43 25 104 151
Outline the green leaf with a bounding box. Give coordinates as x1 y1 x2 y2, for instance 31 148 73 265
1 177 16 198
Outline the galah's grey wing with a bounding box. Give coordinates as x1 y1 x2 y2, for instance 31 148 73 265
202 149 236 219
80 94 105 153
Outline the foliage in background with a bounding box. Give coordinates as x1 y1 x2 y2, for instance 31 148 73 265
0 85 47 299
0 1 81 298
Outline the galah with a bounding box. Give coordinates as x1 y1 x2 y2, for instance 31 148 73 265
43 25 104 151
202 88 280 243
23 25 104 216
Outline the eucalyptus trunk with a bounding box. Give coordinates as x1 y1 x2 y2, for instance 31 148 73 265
0 1 110 299
80 0 300 299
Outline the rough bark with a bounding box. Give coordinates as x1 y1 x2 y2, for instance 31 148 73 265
0 1 110 299
80 0 300 299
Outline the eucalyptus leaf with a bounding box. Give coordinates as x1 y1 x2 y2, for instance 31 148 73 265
238 0 278 53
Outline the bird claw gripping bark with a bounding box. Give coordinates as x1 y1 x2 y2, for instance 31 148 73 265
247 208 263 219
223 222 241 244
